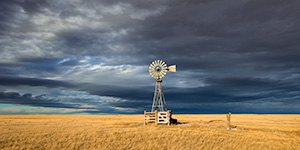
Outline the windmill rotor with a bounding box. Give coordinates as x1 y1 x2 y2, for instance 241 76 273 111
149 60 167 79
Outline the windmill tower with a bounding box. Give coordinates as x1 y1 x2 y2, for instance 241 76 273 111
149 60 176 112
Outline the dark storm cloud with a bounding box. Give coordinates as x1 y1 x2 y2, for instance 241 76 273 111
94 77 300 113
0 75 146 99
0 74 299 114
0 0 47 33
0 75 151 111
0 91 80 109
0 75 73 88
0 0 300 114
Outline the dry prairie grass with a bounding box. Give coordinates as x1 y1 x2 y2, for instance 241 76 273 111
0 114 299 150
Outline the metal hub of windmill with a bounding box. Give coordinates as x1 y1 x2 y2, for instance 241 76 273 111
149 60 176 112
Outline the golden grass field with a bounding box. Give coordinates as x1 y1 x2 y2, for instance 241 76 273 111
0 114 299 150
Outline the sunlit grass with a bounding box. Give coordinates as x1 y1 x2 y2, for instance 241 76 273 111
0 114 299 149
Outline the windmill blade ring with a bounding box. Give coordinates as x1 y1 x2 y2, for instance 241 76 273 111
149 60 168 79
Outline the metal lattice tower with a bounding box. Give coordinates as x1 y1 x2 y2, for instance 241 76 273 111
151 78 167 112
149 60 176 112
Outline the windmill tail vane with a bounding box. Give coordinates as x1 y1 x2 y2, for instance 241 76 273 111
167 65 176 72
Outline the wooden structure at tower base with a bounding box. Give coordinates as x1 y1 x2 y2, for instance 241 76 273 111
144 110 177 126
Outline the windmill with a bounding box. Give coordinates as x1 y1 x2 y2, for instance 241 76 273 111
144 60 177 126
149 60 176 112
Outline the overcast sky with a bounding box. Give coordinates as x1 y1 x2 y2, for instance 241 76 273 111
0 0 300 114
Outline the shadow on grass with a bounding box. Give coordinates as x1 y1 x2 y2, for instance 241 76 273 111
176 121 189 125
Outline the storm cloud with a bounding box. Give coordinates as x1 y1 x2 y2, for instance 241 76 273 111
0 91 80 109
0 0 300 114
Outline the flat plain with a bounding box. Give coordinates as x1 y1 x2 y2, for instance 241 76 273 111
0 114 299 150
